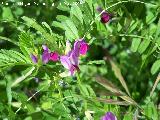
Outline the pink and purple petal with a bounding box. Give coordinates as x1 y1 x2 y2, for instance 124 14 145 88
79 42 89 55
42 45 49 52
73 40 81 57
60 56 72 69
69 50 79 66
31 54 38 64
69 65 76 76
42 51 50 64
50 52 59 61
101 112 117 120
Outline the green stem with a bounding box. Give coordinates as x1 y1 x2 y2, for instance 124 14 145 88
0 36 18 46
55 77 72 119
76 73 88 110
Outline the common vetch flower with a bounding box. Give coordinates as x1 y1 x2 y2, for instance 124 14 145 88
31 45 59 64
101 112 117 120
42 45 59 64
60 39 89 76
97 7 111 24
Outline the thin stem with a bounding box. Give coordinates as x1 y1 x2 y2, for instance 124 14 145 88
11 66 35 87
15 85 45 114
150 74 160 97
76 74 88 110
55 77 72 119
116 34 149 39
0 36 18 46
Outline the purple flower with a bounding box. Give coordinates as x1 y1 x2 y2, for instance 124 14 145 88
101 12 110 23
101 112 117 120
74 39 89 56
42 45 49 64
60 39 88 76
42 45 59 64
30 54 38 64
79 41 89 55
60 51 79 76
97 7 111 23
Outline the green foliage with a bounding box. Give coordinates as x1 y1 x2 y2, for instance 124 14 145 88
0 49 30 71
2 7 14 21
0 0 160 120
131 38 141 52
144 102 159 120
22 16 59 50
63 19 79 40
151 59 160 75
19 32 35 59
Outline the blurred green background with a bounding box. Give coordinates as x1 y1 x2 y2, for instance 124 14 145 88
0 0 160 119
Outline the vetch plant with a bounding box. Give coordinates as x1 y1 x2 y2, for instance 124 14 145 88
0 0 159 120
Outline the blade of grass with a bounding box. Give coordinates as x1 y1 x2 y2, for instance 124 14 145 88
96 98 131 106
96 75 125 96
150 73 160 97
96 75 138 106
109 59 131 96
11 66 35 87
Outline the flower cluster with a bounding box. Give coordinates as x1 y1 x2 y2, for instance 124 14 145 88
30 45 59 64
60 39 89 76
31 39 89 76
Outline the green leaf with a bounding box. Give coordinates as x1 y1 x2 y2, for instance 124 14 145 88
56 15 69 22
151 59 160 75
146 11 157 24
11 66 35 87
128 20 139 33
123 113 133 120
131 38 141 52
138 39 150 54
0 49 30 70
2 7 14 21
0 36 18 46
81 0 94 26
79 84 90 96
19 32 35 60
42 22 53 35
42 101 52 110
57 3 70 12
144 102 158 119
71 5 83 24
63 19 79 40
52 21 64 29
85 0 94 15
26 103 35 114
22 16 58 50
